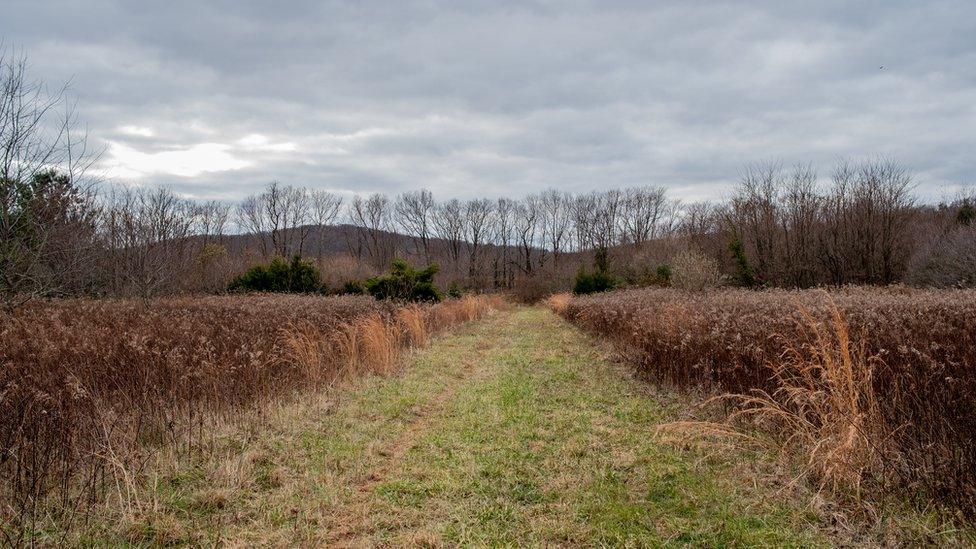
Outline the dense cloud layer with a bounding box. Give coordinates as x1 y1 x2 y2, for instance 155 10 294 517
3 0 974 201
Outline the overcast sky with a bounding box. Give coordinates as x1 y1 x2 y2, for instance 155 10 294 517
2 0 974 202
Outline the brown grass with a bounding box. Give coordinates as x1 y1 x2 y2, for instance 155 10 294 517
554 287 976 519
543 292 571 316
719 297 888 501
0 293 500 544
397 306 429 348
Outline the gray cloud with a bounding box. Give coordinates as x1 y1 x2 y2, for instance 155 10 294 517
2 0 974 202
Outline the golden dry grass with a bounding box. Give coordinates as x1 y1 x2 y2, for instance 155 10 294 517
542 292 571 315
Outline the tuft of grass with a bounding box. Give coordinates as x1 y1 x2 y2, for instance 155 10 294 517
542 292 571 315
730 296 888 500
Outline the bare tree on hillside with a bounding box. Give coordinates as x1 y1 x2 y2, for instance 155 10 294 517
309 189 342 260
272 183 313 257
237 182 314 259
463 198 494 279
348 193 393 267
194 200 231 245
539 189 572 271
394 189 436 263
236 194 269 257
261 182 290 256
433 198 465 274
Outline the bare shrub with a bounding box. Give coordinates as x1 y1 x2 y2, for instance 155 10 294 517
669 249 720 290
906 224 976 287
319 252 378 289
511 274 563 303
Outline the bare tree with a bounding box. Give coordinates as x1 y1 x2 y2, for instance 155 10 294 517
839 159 915 283
283 185 313 257
727 162 782 282
463 198 494 279
622 185 672 247
193 200 231 246
539 189 572 271
264 182 312 258
348 193 393 268
189 199 232 293
394 189 435 263
309 189 342 261
513 195 541 276
589 189 624 257
236 182 313 259
724 159 916 287
780 165 820 286
236 194 269 257
0 47 99 309
492 197 516 288
570 192 599 252
678 201 716 245
433 198 465 274
103 187 194 304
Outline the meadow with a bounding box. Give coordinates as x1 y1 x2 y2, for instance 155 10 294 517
0 293 501 544
3 288 975 545
550 287 976 519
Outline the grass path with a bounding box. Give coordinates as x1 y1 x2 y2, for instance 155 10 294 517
107 307 829 547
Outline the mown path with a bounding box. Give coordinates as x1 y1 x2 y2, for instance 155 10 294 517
104 307 828 547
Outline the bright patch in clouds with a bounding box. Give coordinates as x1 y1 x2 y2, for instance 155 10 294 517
105 141 252 179
238 134 298 152
118 125 155 137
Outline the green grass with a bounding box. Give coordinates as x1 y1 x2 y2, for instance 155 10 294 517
350 307 826 547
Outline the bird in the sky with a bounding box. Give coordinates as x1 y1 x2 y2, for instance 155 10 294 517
879 65 885 70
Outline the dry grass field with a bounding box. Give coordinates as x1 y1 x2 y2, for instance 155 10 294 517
2 289 975 546
551 287 976 522
6 306 968 546
0 293 502 545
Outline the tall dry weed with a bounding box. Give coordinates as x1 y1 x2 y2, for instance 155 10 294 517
397 306 429 347
543 293 571 315
356 315 401 375
725 296 889 499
